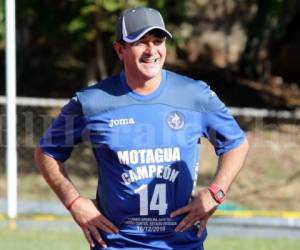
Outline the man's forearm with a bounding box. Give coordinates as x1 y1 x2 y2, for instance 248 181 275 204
171 138 249 234
35 147 118 248
212 138 249 193
34 146 80 207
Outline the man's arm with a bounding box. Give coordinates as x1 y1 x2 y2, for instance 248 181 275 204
211 137 249 193
34 146 119 248
170 138 249 236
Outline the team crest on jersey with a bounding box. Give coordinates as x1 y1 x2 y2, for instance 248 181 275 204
166 111 185 130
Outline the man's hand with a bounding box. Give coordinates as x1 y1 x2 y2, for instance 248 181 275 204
69 197 119 248
170 189 218 238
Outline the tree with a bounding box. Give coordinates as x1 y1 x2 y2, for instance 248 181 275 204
0 0 4 45
239 0 299 83
0 0 4 92
14 0 185 97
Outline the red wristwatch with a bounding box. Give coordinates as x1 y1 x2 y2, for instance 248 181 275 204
208 184 226 204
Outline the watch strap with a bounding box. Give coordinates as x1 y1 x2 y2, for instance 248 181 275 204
208 184 226 204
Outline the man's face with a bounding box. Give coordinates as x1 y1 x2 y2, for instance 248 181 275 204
114 32 167 82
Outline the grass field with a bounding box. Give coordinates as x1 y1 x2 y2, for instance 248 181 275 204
0 229 299 250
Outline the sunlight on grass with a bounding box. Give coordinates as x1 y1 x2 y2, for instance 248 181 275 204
205 237 299 250
0 229 87 250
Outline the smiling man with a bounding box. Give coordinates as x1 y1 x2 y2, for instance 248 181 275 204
35 7 249 250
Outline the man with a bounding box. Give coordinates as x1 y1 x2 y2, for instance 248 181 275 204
35 7 248 250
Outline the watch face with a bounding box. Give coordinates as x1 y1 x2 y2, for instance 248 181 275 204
216 190 225 199
208 184 226 204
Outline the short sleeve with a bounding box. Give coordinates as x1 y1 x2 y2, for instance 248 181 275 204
39 95 86 162
199 85 245 155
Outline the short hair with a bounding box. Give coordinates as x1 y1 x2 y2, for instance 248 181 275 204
116 29 167 47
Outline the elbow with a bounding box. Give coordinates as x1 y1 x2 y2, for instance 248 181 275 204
243 136 249 152
238 136 249 157
34 146 44 171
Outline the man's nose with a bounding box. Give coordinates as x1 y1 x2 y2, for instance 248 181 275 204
145 42 156 54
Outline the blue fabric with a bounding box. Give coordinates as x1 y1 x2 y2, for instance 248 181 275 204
91 226 205 250
40 69 245 249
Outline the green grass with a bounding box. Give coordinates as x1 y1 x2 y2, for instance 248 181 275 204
205 237 300 250
0 229 299 250
0 229 87 250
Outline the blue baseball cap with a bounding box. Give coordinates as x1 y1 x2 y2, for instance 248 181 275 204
116 7 172 43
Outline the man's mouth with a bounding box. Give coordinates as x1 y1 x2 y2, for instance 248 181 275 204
141 57 159 63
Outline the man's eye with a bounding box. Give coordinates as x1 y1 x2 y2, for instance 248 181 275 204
154 39 164 45
133 41 144 46
154 38 165 43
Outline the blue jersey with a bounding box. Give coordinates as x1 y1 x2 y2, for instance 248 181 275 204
40 70 245 250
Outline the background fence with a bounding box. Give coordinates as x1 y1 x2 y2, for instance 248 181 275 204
0 97 98 177
0 96 300 212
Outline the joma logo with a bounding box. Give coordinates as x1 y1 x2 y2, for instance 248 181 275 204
109 118 135 127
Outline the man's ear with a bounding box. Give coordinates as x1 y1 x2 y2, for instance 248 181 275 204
113 41 124 61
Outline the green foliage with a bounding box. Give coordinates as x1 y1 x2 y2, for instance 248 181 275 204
65 18 86 34
102 0 123 12
16 0 184 54
148 0 186 24
268 0 296 41
61 1 124 48
5 0 299 99
239 0 296 80
268 0 286 38
59 0 166 50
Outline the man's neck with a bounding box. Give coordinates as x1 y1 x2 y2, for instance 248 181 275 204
125 72 162 95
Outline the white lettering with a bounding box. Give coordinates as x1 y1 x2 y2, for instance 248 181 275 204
146 150 155 164
136 166 149 179
129 118 135 124
121 166 180 184
117 147 181 165
121 173 131 185
138 149 146 164
156 165 164 178
109 118 135 128
172 147 180 161
117 151 129 165
164 148 172 162
129 170 139 182
169 169 179 183
148 165 156 178
129 150 138 164
162 166 171 180
154 148 163 163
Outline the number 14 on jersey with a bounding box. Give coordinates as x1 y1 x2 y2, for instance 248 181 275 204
134 184 168 216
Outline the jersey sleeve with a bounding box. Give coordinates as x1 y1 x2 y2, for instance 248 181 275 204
39 95 86 162
199 83 245 156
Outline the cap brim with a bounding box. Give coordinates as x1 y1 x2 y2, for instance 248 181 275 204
123 26 172 43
